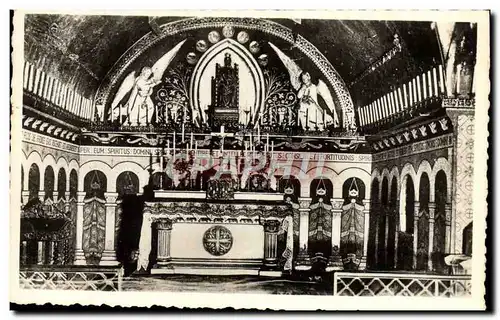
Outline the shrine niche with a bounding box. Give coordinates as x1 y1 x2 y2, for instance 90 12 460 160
100 22 347 133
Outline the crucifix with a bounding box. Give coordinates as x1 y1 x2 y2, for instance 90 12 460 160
210 125 234 153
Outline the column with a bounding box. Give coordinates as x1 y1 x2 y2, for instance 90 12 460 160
373 202 379 266
413 201 420 269
444 203 452 254
394 201 400 269
359 202 370 270
101 192 119 265
327 199 343 271
155 219 173 268
47 237 56 265
295 198 311 270
21 191 30 205
37 241 45 265
64 191 71 212
263 220 280 269
428 202 436 271
38 190 46 202
20 240 28 265
74 191 86 265
384 209 390 268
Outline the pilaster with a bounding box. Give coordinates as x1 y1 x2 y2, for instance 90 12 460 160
295 197 311 271
74 191 86 265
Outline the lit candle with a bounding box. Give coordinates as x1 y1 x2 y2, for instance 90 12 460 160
408 82 413 107
416 75 422 103
432 67 438 96
182 122 185 142
397 88 403 112
438 64 445 94
427 70 433 97
422 73 427 99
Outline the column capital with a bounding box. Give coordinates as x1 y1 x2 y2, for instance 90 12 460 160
298 197 312 210
104 192 119 204
76 191 86 203
331 198 344 210
263 219 281 233
156 219 172 230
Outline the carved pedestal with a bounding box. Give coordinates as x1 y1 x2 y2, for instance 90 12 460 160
74 191 87 265
295 198 312 271
262 220 280 269
154 219 173 270
101 192 119 266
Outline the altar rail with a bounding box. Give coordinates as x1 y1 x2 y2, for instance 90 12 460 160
19 266 123 291
333 272 471 297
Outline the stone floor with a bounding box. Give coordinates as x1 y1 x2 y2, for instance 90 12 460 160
121 274 333 295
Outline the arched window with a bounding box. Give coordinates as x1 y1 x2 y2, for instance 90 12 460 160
116 171 139 198
83 170 107 199
462 222 473 256
367 178 380 268
57 168 67 200
433 170 448 272
28 163 40 201
341 177 365 204
405 176 415 234
377 177 389 268
417 173 430 270
69 169 78 199
310 178 333 204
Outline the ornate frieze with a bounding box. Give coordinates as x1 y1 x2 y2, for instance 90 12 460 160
370 117 453 153
372 133 453 163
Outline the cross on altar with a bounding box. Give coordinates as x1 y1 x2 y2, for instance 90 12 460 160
205 228 232 255
211 125 234 152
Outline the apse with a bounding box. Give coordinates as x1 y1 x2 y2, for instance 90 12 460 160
190 38 265 126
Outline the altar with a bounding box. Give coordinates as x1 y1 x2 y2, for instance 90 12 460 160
141 191 293 276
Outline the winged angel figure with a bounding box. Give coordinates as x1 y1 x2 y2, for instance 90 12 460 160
269 42 340 130
110 40 186 126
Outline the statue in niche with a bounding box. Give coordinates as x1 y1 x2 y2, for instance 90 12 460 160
207 53 240 129
109 40 186 126
268 42 340 131
215 53 239 108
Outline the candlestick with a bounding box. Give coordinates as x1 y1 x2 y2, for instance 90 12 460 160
266 134 269 153
190 132 193 153
182 122 185 142
323 109 326 128
173 132 176 159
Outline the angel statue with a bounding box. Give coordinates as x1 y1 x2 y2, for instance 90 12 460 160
268 42 340 131
110 40 186 126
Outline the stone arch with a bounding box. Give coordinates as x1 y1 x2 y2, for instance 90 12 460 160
78 161 113 192
431 157 452 203
57 167 67 199
337 167 371 199
43 165 55 200
96 17 354 128
416 160 433 202
40 153 56 189
83 170 107 199
112 161 149 193
400 162 417 202
388 166 400 200
190 38 265 124
28 163 40 200
25 151 43 192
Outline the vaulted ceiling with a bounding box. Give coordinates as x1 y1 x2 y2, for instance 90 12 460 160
23 14 442 109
